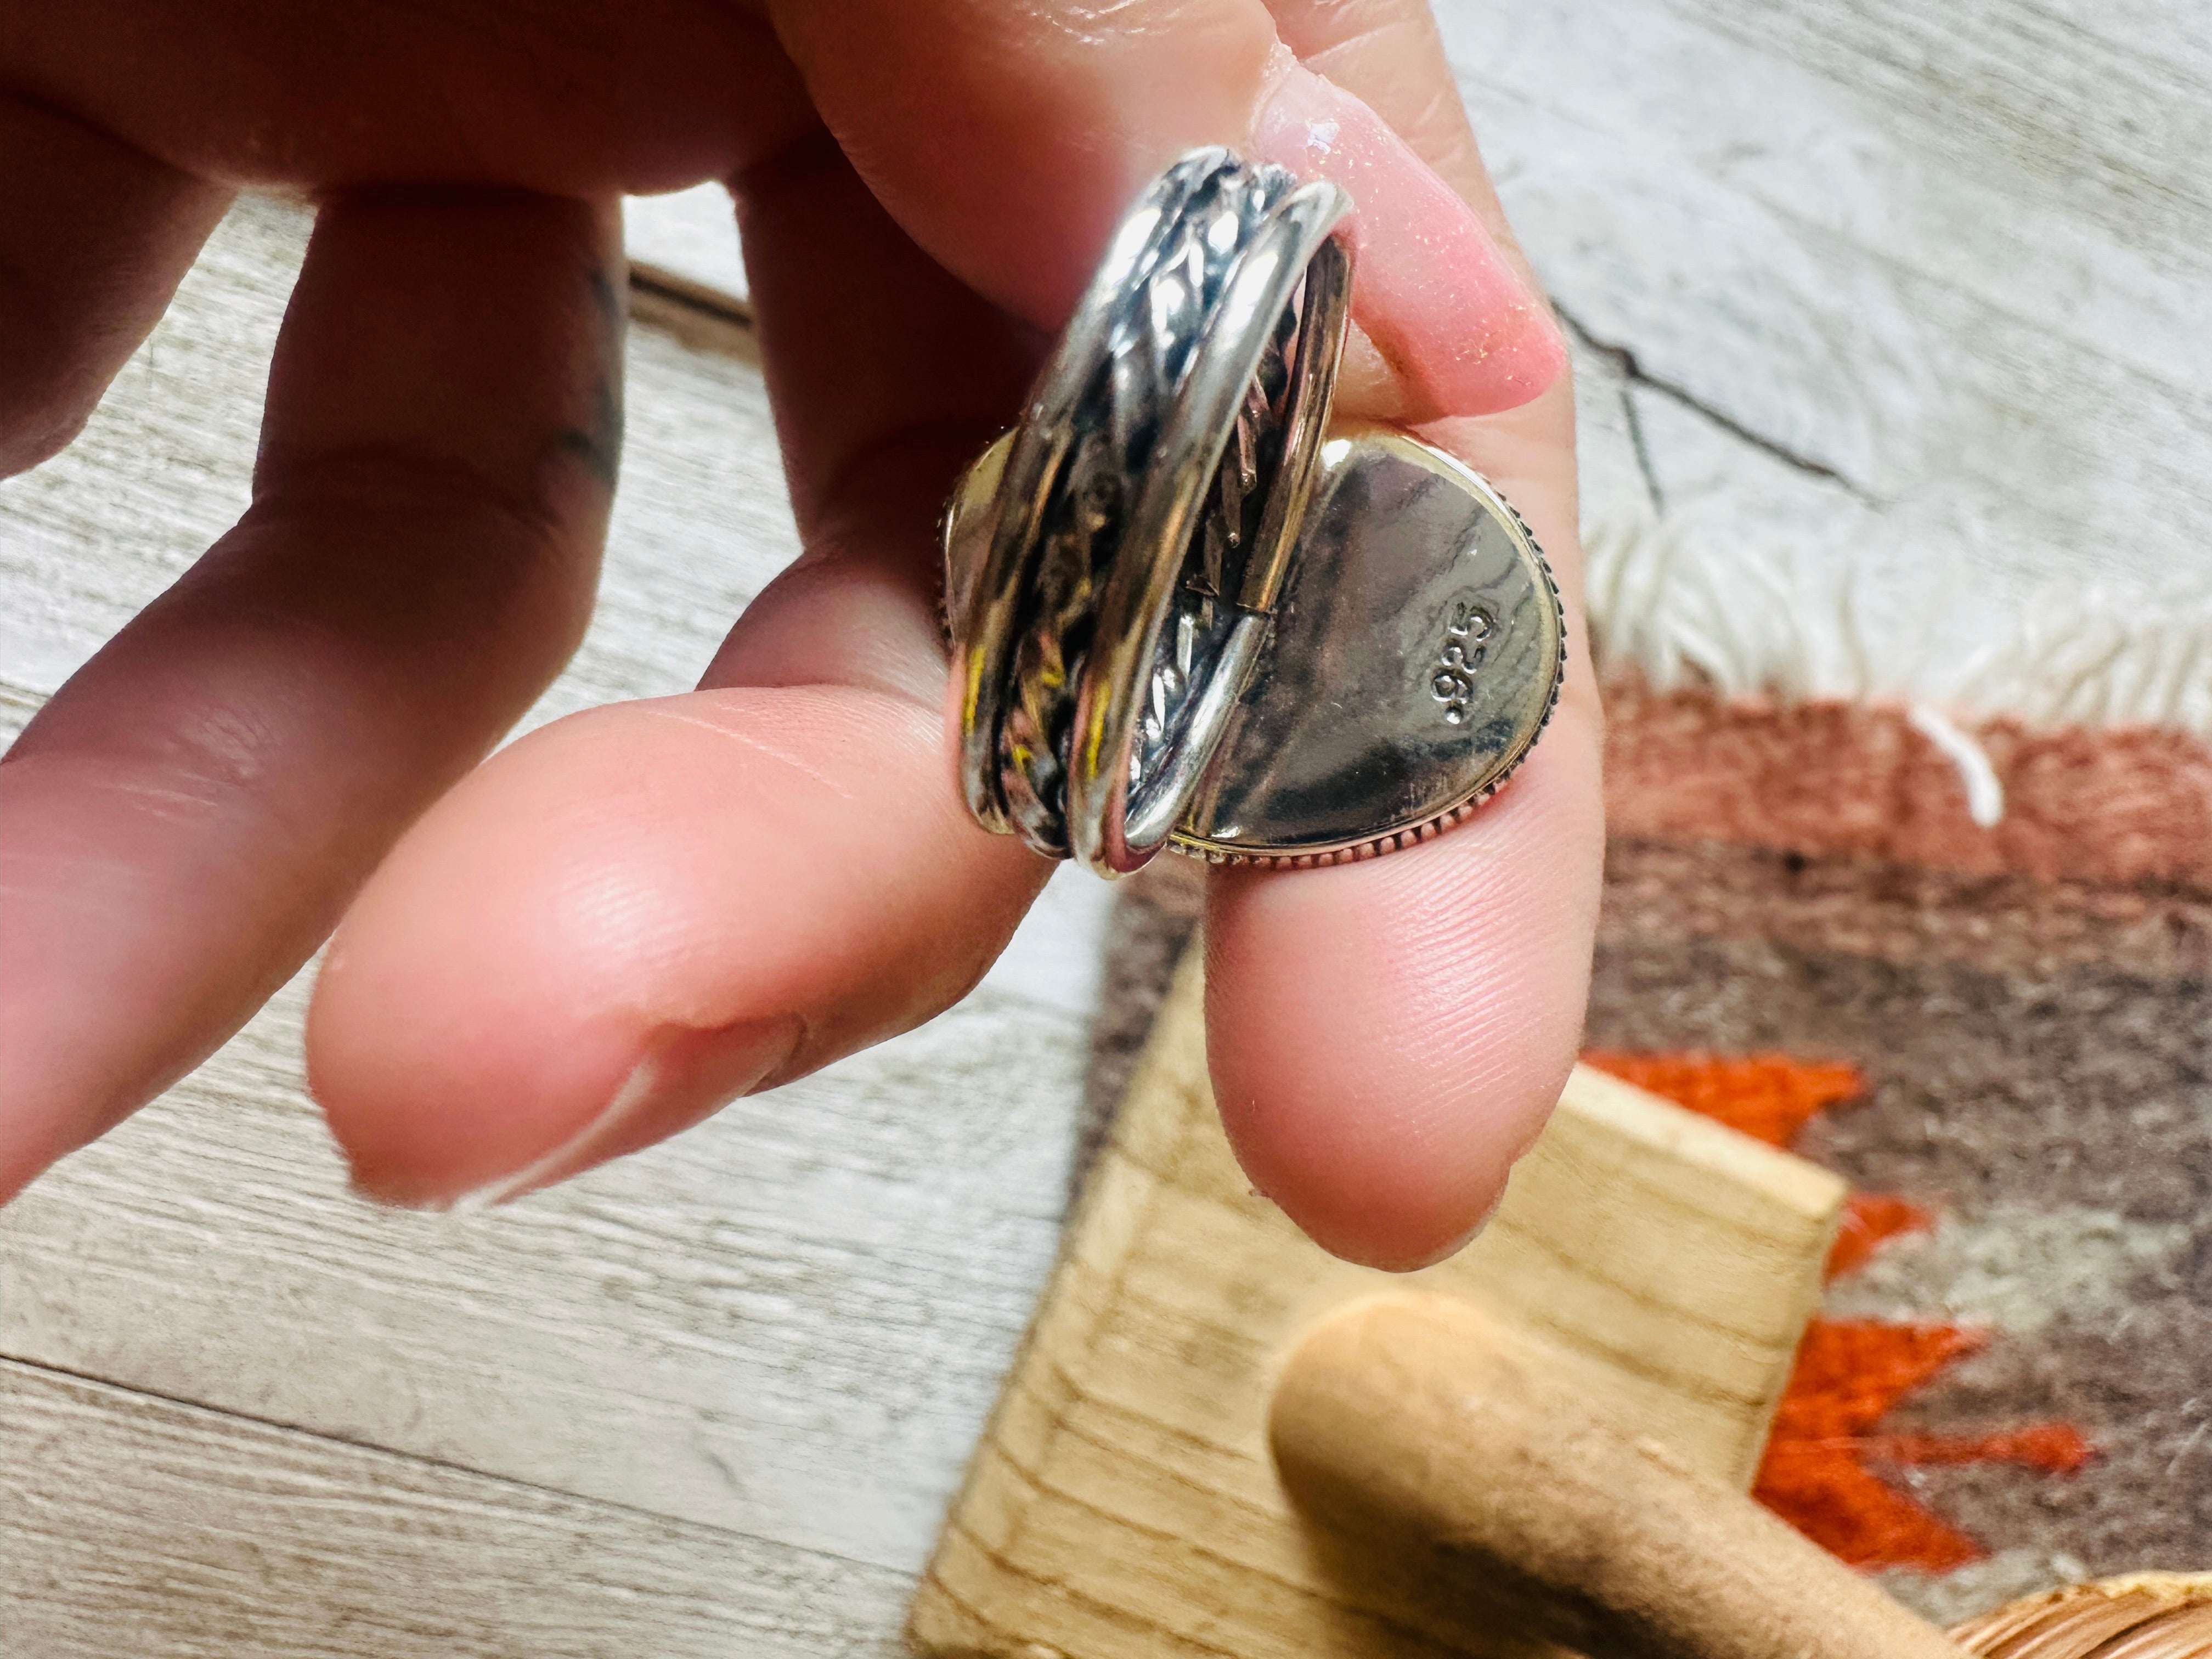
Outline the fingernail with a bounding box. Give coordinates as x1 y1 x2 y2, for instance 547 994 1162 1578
1250 52 1566 419
437 1014 804 1213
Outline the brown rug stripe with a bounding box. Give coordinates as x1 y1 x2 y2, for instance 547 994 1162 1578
1602 678 2212 891
1602 839 2210 983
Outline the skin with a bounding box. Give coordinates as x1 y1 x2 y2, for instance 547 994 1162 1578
0 0 1603 1269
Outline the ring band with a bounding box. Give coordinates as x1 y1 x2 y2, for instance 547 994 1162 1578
946 150 1565 877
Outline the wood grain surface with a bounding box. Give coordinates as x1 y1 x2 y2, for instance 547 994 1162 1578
909 958 1846 1659
1459 0 2210 709
2 1360 907 1659
4 3 2203 1651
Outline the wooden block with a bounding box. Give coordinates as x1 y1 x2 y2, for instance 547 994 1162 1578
909 951 1847 1658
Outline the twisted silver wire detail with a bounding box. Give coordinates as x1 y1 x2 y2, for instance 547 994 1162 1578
990 157 1311 856
946 151 1562 877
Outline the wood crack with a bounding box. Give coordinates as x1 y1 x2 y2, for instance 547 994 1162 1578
1620 381 1667 515
0 1353 903 1580
1555 302 1884 509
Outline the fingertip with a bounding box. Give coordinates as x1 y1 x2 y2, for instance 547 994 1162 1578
310 686 1046 1206
1201 709 1603 1269
0 95 229 478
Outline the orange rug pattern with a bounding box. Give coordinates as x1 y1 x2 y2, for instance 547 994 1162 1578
1583 1051 2095 1570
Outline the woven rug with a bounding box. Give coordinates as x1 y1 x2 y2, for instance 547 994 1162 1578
1088 674 2211 1628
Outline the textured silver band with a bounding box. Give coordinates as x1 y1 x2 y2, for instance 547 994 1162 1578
951 149 1352 873
947 150 1566 878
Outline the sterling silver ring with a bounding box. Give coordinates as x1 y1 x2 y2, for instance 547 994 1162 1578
945 148 1564 877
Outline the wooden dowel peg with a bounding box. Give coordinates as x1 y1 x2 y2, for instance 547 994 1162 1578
1269 1291 1968 1659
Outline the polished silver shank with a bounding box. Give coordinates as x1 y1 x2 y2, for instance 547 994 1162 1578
951 149 1352 871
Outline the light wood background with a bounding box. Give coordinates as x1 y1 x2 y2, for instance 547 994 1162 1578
910 969 1847 1659
4 4 2204 1653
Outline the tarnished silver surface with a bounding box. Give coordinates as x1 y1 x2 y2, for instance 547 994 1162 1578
945 149 1562 877
1173 427 1564 864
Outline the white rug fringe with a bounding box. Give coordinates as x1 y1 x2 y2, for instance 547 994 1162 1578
1906 704 2007 827
1583 514 2212 740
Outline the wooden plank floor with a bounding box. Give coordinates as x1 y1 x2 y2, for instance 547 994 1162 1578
1454 0 2210 712
4 1361 909 1659
4 3 2206 1652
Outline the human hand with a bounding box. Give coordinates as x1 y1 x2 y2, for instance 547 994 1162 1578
0 0 1602 1268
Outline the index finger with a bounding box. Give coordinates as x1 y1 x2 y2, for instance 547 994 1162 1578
308 140 1052 1205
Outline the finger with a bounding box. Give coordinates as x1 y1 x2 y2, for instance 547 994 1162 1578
0 92 229 475
308 139 1051 1209
1203 3 1607 1268
1206 667 1605 1269
703 133 1047 702
763 0 1562 420
1248 0 1559 415
7 3 814 198
0 189 620 1201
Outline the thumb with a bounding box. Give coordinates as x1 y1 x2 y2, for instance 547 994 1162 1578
759 0 1563 420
